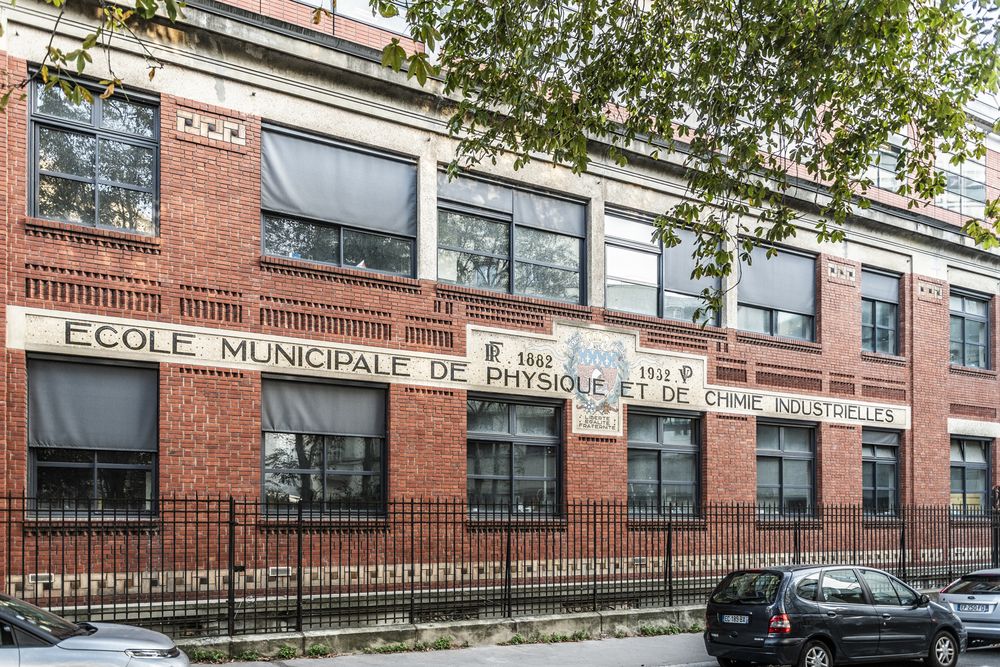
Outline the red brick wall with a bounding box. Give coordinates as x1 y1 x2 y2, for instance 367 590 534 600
0 54 995 511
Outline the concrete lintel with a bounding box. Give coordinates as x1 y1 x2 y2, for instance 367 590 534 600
948 417 1000 439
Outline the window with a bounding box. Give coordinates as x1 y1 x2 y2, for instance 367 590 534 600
627 412 700 514
795 573 819 601
950 437 990 514
821 569 867 605
28 358 158 513
862 430 899 516
261 126 417 277
466 398 560 515
262 379 386 513
861 269 900 355
604 211 721 323
950 290 990 369
860 570 901 606
756 423 814 516
935 151 986 219
737 247 816 341
30 81 158 234
865 132 906 191
335 0 409 33
438 174 585 303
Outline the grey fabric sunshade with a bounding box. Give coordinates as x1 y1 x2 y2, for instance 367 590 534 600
438 172 586 237
28 358 158 451
861 269 900 303
739 246 816 314
262 127 417 237
262 378 386 436
862 429 900 445
663 228 721 294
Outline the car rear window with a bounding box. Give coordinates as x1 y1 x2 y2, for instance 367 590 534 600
944 575 1000 594
711 571 782 604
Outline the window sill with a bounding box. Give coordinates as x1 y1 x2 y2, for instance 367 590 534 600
736 331 822 354
949 365 996 379
436 283 592 317
861 515 902 528
23 514 159 532
465 516 567 531
257 514 389 531
626 517 706 531
259 255 421 291
602 309 727 339
860 352 908 367
24 217 161 252
754 517 822 530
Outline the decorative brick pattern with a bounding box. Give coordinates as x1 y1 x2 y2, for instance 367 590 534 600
918 281 944 301
176 109 247 146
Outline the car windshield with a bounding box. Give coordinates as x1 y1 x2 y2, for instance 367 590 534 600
0 596 82 640
711 571 782 604
944 575 1000 595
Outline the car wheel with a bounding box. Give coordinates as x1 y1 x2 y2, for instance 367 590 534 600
798 640 832 667
927 631 958 667
717 659 753 667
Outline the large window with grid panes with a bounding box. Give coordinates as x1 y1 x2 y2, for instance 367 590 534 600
604 210 720 324
935 150 986 219
626 411 700 515
30 81 158 234
466 397 561 515
861 269 900 356
951 437 990 515
756 423 814 516
437 174 586 304
950 290 990 369
862 429 900 516
737 247 816 342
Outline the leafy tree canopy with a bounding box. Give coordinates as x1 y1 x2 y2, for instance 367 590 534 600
7 0 1000 319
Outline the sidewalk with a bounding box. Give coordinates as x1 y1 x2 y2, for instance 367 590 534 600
217 632 715 667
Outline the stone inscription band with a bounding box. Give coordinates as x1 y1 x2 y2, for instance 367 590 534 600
7 307 911 435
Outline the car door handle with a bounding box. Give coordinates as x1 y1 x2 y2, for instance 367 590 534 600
882 613 892 620
826 611 838 617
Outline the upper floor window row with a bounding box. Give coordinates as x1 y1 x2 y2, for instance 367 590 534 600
261 126 417 277
604 211 720 324
437 174 586 304
30 82 158 235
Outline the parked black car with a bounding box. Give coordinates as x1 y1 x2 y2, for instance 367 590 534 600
704 565 966 667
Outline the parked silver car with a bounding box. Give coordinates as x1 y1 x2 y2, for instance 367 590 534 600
940 568 1000 644
0 594 188 666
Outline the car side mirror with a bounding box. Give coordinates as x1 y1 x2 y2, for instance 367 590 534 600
917 593 931 607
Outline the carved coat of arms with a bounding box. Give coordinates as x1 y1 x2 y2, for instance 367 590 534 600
563 332 630 413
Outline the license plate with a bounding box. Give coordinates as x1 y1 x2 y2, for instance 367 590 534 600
959 603 990 613
721 614 750 624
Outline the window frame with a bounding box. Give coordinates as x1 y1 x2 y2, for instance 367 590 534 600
261 211 417 278
626 409 702 516
756 421 816 517
260 376 389 516
604 209 720 325
28 78 160 236
27 354 159 516
861 429 900 517
860 268 900 356
949 289 991 370
736 245 816 342
466 394 563 516
935 151 987 219
950 436 991 516
437 198 587 305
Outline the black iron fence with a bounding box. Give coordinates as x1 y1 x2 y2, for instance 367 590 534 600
1 498 997 637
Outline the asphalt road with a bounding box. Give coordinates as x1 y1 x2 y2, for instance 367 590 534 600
213 632 1000 667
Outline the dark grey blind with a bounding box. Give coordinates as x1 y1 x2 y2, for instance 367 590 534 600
262 379 385 436
739 247 815 314
438 173 585 237
861 269 900 303
664 228 720 295
28 359 158 451
262 128 417 237
862 430 900 446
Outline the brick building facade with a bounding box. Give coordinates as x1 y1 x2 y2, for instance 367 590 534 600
0 0 999 521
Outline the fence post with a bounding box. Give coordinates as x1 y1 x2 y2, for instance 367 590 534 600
992 506 1000 569
504 505 513 618
793 514 801 565
666 517 674 607
591 502 599 612
407 500 416 623
227 497 236 637
295 501 304 632
899 510 908 581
